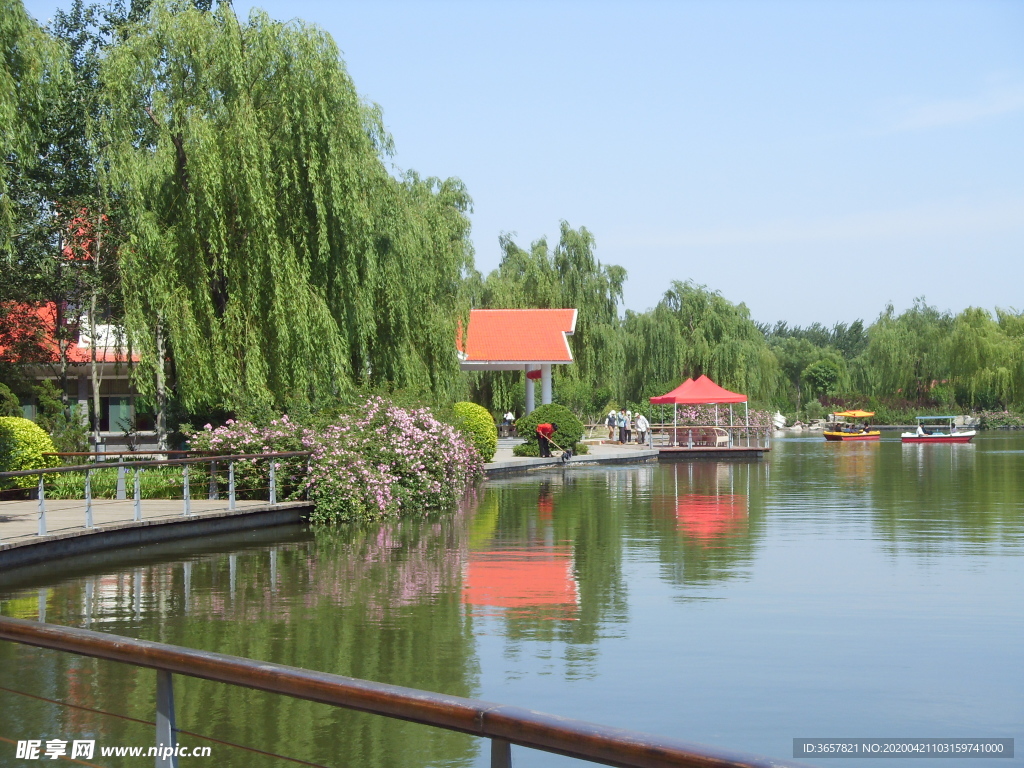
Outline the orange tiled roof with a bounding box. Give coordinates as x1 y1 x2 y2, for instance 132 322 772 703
457 309 577 364
0 303 137 364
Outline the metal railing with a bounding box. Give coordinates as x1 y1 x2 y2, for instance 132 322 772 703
0 615 808 768
0 452 311 542
652 425 771 450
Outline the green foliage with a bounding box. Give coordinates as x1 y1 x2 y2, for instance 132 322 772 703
0 383 20 416
513 404 585 456
978 410 1024 429
0 415 57 488
802 400 828 421
511 440 589 458
451 401 497 462
803 357 844 397
622 281 781 405
33 381 90 453
473 223 625 411
45 465 187 500
0 0 62 250
102 3 473 414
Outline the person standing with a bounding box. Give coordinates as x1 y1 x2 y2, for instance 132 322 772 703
606 410 617 440
625 410 633 444
617 410 627 444
536 422 558 458
636 412 650 445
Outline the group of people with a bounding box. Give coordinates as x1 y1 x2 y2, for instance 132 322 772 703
605 409 649 445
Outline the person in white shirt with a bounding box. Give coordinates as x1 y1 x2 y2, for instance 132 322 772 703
635 413 650 445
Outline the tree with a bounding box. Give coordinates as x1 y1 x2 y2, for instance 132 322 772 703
623 281 780 405
101 3 473 427
474 223 626 415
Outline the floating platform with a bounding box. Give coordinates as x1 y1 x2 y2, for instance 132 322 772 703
658 446 766 461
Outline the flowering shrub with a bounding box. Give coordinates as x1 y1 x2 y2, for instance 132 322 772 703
646 405 774 429
187 398 482 524
186 415 312 501
307 398 482 524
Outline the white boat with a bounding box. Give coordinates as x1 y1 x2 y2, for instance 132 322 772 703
901 416 975 444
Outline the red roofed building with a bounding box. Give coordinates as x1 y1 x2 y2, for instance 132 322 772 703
457 309 577 411
1 302 152 448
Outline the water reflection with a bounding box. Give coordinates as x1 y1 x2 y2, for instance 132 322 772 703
0 437 1022 767
649 463 763 590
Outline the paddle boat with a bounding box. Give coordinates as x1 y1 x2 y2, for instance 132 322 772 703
823 410 881 441
901 416 975 444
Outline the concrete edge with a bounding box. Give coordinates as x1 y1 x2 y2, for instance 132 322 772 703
484 450 660 476
0 502 312 570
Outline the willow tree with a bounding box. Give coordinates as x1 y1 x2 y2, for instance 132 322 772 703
947 307 1020 408
1 0 62 253
623 281 780 404
102 3 472 419
855 300 952 401
475 222 625 416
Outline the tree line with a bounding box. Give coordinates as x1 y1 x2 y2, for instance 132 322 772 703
3 0 1023 441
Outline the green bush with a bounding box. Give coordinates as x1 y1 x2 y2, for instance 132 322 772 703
452 401 498 462
978 410 1024 429
512 440 588 457
0 416 57 489
513 404 587 457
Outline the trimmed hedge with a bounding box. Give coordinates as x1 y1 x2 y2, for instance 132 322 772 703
0 417 57 489
452 401 498 462
513 404 588 457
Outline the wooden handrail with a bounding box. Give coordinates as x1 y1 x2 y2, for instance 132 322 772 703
0 616 808 768
42 450 219 457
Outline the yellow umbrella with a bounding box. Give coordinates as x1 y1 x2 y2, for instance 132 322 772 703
832 410 875 418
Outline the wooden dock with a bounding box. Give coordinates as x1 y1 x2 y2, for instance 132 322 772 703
658 445 766 460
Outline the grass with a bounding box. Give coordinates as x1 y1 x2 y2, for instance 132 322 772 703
42 465 275 501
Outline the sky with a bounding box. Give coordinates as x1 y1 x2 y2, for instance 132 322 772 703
23 0 1024 327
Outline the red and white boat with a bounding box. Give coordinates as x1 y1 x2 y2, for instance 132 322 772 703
901 416 975 444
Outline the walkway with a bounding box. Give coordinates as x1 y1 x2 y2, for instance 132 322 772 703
485 439 659 475
0 497 310 570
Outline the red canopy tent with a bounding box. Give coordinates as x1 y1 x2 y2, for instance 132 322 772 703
649 375 749 445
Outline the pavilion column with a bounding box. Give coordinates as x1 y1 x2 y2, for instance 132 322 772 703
541 364 552 405
524 366 535 414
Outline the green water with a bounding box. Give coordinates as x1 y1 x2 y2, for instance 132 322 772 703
1 434 1022 767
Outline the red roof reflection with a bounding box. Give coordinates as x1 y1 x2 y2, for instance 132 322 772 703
674 494 748 541
463 548 578 618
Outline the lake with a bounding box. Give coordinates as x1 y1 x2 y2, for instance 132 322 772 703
1 433 1022 767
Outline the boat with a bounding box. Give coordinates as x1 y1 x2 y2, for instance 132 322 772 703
901 416 975 444
823 410 881 441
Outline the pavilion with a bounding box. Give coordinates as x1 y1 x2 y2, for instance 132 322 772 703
457 309 578 413
650 375 750 447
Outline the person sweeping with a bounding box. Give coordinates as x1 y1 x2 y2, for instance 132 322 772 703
535 422 558 458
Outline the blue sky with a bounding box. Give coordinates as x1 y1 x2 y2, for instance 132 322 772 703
24 0 1024 327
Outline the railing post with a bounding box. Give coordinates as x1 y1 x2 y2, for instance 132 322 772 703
37 474 47 536
229 461 236 511
182 465 191 516
84 469 93 529
490 738 512 768
208 460 218 500
155 669 179 768
269 459 277 505
116 460 126 500
134 469 143 522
